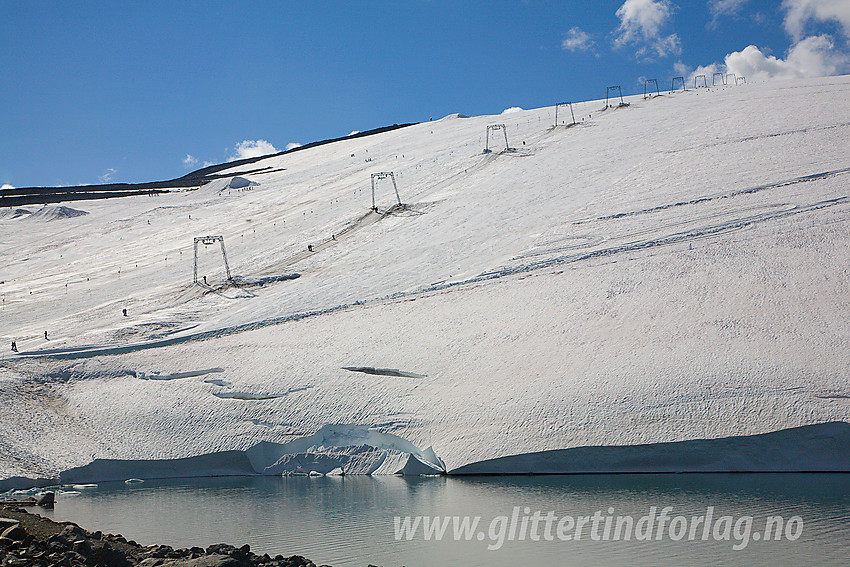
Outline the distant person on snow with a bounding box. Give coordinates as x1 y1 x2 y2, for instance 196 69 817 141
44 331 48 340
11 341 17 352
123 308 128 317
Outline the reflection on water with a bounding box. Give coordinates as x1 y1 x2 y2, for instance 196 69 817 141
42 473 850 567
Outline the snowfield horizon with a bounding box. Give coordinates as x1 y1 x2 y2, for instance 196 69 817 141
2 75 850 488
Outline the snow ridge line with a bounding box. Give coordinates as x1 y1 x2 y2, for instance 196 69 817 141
498 195 849 275
15 191 849 361
662 121 850 155
594 166 850 221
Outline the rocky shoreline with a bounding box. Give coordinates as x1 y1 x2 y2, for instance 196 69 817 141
0 503 330 567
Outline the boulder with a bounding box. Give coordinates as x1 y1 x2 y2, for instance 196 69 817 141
0 536 16 549
1 524 26 541
276 555 315 567
62 550 88 564
205 543 236 556
59 524 87 543
165 554 239 567
72 538 92 556
36 491 55 507
88 540 130 566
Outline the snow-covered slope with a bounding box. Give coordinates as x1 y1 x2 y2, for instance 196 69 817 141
2 76 849 482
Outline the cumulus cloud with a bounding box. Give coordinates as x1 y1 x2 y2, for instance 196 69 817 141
99 168 117 183
1 183 14 190
285 142 302 151
726 36 848 80
562 27 596 52
614 0 681 58
685 62 724 87
689 0 849 83
183 154 198 167
682 35 847 86
228 139 279 161
783 0 850 41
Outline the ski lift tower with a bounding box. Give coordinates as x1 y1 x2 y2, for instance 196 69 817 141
554 102 576 127
694 74 708 88
644 79 660 99
370 172 402 212
606 86 626 108
671 76 686 92
193 235 232 285
484 124 510 153
712 72 726 86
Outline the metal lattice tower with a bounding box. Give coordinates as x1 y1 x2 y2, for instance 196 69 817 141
554 102 576 127
644 79 660 99
484 124 509 153
694 74 708 88
193 236 232 285
605 86 625 108
370 172 402 211
671 76 685 92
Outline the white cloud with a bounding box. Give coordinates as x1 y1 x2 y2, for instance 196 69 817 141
1 183 14 190
614 0 681 58
285 142 302 151
99 168 117 183
688 0 850 85
183 154 198 167
228 139 279 161
709 0 749 26
726 36 848 80
654 34 683 57
562 27 595 52
686 62 724 87
782 0 850 41
203 161 215 168
686 35 848 86
348 130 361 137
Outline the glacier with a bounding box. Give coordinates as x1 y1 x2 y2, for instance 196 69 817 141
1 75 850 485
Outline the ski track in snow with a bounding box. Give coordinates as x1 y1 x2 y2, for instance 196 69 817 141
11 188 848 361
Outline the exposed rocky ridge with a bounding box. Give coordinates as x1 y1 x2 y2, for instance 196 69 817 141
0 123 414 207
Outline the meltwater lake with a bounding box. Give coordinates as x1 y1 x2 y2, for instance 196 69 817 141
41 473 850 567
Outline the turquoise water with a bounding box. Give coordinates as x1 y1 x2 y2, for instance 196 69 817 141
42 474 850 567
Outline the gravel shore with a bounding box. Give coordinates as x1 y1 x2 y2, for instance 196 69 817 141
1 503 331 567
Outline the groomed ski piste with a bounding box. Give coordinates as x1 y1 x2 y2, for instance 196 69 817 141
2 75 850 489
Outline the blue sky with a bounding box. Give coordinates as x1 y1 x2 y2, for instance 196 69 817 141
2 0 848 188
